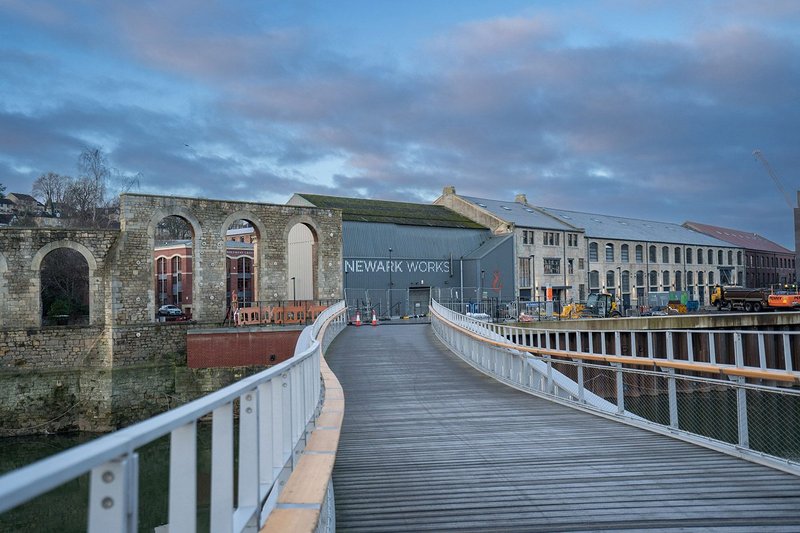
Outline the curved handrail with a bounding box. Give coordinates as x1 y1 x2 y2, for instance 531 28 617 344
0 300 348 532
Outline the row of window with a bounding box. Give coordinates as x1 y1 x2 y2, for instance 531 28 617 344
588 269 737 292
521 230 581 247
589 242 744 266
517 256 586 286
748 254 796 269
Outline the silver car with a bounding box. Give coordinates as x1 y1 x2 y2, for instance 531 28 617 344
158 304 182 316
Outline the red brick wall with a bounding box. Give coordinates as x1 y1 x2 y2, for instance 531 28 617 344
187 330 302 368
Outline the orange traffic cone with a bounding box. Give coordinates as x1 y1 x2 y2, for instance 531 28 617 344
371 310 378 326
354 311 362 326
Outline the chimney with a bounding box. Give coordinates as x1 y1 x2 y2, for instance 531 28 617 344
515 193 527 204
442 185 456 196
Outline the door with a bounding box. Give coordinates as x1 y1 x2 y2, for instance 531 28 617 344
409 287 431 316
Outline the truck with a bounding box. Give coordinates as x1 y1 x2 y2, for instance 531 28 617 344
711 285 770 312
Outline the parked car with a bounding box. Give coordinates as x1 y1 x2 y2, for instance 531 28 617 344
158 304 183 316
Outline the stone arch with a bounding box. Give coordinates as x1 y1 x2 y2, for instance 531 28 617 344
31 240 99 326
221 211 267 307
284 215 323 300
147 207 203 321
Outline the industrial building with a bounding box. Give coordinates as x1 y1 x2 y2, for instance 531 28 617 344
436 187 743 309
287 193 514 317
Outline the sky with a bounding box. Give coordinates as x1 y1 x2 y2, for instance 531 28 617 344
1 0 799 248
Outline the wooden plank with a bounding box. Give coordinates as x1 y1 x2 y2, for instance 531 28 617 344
327 324 800 531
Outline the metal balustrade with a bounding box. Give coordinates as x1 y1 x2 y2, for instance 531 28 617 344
431 299 800 474
0 301 347 532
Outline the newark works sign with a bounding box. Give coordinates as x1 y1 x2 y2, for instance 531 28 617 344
344 259 450 274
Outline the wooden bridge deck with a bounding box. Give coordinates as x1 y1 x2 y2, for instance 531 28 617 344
326 324 800 532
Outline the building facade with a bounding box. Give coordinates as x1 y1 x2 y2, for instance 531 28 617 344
684 221 795 288
437 187 742 308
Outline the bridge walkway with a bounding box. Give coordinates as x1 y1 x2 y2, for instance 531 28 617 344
326 324 800 532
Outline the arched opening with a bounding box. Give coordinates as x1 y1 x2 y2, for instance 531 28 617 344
40 248 89 326
225 219 260 309
154 215 194 320
287 223 318 301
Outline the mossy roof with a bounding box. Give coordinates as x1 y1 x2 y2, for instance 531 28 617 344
296 193 485 229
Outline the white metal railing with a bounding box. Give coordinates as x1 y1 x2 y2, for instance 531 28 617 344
0 300 347 532
431 299 800 474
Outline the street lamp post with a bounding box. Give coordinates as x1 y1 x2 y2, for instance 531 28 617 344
388 247 393 318
291 276 296 304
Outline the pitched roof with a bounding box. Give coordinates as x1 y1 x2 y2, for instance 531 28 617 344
684 221 793 254
460 196 575 231
538 207 734 246
292 193 485 229
8 192 40 204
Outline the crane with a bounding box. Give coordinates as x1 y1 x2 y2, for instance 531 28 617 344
753 149 794 210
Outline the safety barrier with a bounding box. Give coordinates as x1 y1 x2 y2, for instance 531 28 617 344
0 301 347 532
431 299 800 474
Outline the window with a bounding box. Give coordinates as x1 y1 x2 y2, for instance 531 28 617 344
589 242 598 261
522 230 534 245
662 246 669 263
686 248 693 264
663 270 670 288
718 250 723 265
621 271 630 292
543 232 560 246
544 257 561 274
708 271 715 285
649 270 658 290
589 270 600 289
675 271 682 291
579 284 586 301
635 270 644 287
605 243 614 262
687 271 694 286
674 247 681 264
649 245 657 263
697 249 703 264
737 251 742 265
621 244 629 262
698 271 704 285
728 250 733 265
708 249 714 265
567 233 579 247
518 257 531 287
578 258 585 270
568 258 574 274
635 245 643 262
606 270 615 290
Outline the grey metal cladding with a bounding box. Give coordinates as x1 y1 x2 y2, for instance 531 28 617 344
343 221 490 259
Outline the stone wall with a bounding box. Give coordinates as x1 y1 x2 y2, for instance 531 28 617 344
0 193 343 434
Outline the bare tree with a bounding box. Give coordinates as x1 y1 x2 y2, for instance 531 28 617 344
77 147 110 224
32 172 71 215
64 177 103 227
40 248 89 324
0 182 5 198
156 216 193 244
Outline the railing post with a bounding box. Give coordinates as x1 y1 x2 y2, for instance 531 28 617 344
238 390 260 532
576 359 585 404
666 331 678 429
611 363 623 414
168 422 197 533
89 454 138 533
210 403 234 533
736 376 750 448
784 334 794 373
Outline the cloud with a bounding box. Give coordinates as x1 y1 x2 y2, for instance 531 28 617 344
0 2 798 248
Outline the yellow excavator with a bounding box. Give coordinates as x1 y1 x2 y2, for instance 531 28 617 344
580 292 621 318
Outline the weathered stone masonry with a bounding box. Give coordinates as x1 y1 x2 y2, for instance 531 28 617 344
0 194 343 434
